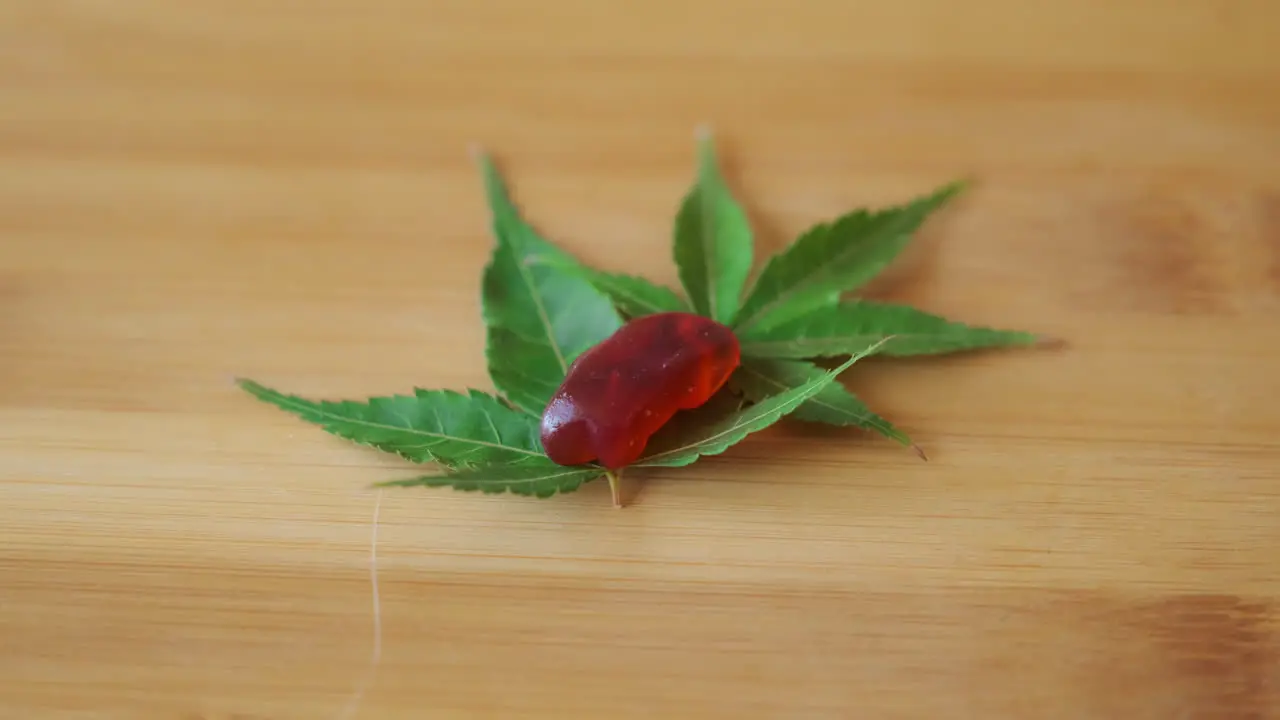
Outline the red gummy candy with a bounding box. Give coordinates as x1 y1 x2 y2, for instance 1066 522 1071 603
540 312 741 469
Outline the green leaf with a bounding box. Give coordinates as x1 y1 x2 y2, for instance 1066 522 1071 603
672 127 753 325
483 326 566 420
474 151 625 415
633 339 889 468
527 255 690 318
236 379 545 469
733 181 966 334
738 299 1043 359
579 270 690 318
377 457 602 498
728 357 923 458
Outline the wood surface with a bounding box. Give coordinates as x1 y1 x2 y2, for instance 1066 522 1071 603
3 1 1279 718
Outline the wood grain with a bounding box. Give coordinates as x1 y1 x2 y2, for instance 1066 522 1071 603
3 1 1279 718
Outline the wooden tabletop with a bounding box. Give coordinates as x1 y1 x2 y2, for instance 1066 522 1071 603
3 2 1278 718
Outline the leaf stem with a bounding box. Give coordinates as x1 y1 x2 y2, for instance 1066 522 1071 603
605 469 623 508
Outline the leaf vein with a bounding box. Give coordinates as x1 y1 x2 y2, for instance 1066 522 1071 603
262 392 544 457
512 254 568 374
737 365 873 422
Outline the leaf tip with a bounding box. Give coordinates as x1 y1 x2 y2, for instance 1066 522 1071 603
911 443 929 461
692 124 722 175
938 178 971 200
469 144 499 190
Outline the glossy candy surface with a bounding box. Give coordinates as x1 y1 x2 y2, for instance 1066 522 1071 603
540 312 741 469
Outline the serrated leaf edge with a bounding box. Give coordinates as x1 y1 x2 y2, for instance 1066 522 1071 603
732 181 966 334
731 359 922 457
632 338 890 468
236 378 547 466
673 128 752 325
476 154 574 374
374 464 603 499
524 254 691 317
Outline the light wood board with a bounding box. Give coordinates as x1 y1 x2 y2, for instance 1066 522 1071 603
2 1 1279 717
